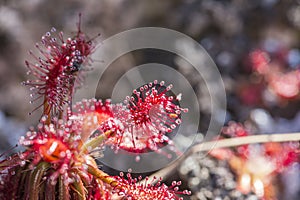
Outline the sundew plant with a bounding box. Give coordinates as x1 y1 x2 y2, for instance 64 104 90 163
0 16 190 200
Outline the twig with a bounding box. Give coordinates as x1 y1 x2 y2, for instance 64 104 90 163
140 132 300 184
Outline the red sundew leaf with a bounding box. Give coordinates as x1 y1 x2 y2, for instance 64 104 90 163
115 80 188 153
113 173 190 200
72 98 114 142
23 15 97 116
18 119 83 184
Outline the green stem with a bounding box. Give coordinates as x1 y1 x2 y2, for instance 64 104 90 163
43 100 51 125
80 130 114 154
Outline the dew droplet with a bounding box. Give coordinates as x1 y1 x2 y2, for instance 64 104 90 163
170 124 176 129
166 84 173 90
171 181 177 186
20 161 26 167
135 155 141 162
175 119 181 124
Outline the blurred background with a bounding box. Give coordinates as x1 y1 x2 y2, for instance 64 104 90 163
1 0 300 199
